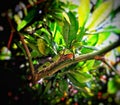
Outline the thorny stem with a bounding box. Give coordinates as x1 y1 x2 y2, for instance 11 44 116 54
34 39 120 82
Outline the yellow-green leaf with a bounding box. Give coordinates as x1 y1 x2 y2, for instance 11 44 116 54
37 38 46 55
17 7 36 31
62 12 71 24
87 0 113 30
97 32 110 45
78 0 90 27
69 71 93 83
14 14 22 25
107 79 117 94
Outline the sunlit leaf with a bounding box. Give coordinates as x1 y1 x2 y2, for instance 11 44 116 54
116 46 120 53
87 0 113 30
67 73 86 88
54 31 65 46
94 0 103 9
49 22 65 46
37 38 46 55
62 12 70 24
62 11 78 47
79 60 95 72
69 71 93 83
78 0 90 27
103 26 120 34
14 14 22 25
107 79 117 94
97 32 110 45
80 35 98 54
87 34 99 46
17 7 37 31
68 3 78 10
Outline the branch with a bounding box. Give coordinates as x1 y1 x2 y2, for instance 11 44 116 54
18 33 35 77
6 13 35 79
33 39 120 82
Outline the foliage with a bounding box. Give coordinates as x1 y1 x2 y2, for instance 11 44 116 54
0 0 120 104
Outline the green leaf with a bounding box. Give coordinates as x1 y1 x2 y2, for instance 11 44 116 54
87 34 99 46
62 12 71 24
97 32 110 45
87 0 113 30
78 0 90 27
68 3 78 10
107 79 117 94
67 73 86 88
103 26 120 34
59 79 68 92
79 60 95 72
111 6 120 20
67 12 78 44
69 71 93 83
54 31 65 46
80 35 98 54
37 38 46 55
17 7 37 31
113 29 120 34
62 18 69 46
43 81 52 94
62 11 78 47
31 50 40 58
94 0 103 9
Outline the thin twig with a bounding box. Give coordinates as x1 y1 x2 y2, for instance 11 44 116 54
6 12 35 79
103 59 119 74
6 12 16 49
26 0 45 9
94 56 119 75
18 33 35 77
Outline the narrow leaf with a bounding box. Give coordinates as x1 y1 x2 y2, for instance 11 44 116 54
62 12 71 24
67 74 86 88
69 71 93 83
62 19 69 46
94 0 103 9
37 38 46 55
78 0 90 27
62 12 78 47
111 6 120 20
87 0 113 30
97 32 110 45
17 7 37 31
67 12 78 44
43 81 52 94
